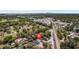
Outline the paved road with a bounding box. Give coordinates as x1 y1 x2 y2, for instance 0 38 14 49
50 21 60 49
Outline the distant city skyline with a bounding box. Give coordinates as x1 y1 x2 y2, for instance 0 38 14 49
0 10 79 14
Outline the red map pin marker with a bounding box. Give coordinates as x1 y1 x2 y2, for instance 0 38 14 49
36 33 42 40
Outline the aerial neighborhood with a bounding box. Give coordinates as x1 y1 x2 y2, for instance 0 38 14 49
0 14 79 49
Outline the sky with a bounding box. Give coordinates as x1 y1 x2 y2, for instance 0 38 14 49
0 10 79 14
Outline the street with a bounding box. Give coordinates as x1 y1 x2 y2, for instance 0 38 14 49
50 20 60 49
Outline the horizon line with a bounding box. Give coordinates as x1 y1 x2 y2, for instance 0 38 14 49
0 10 79 14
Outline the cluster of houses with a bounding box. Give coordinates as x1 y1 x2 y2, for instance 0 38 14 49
69 25 79 38
54 20 71 29
33 17 52 26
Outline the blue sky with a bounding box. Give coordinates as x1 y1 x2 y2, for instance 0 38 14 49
0 10 79 14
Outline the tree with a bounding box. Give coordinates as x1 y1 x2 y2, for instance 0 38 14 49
18 32 26 38
3 35 16 44
57 30 63 40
